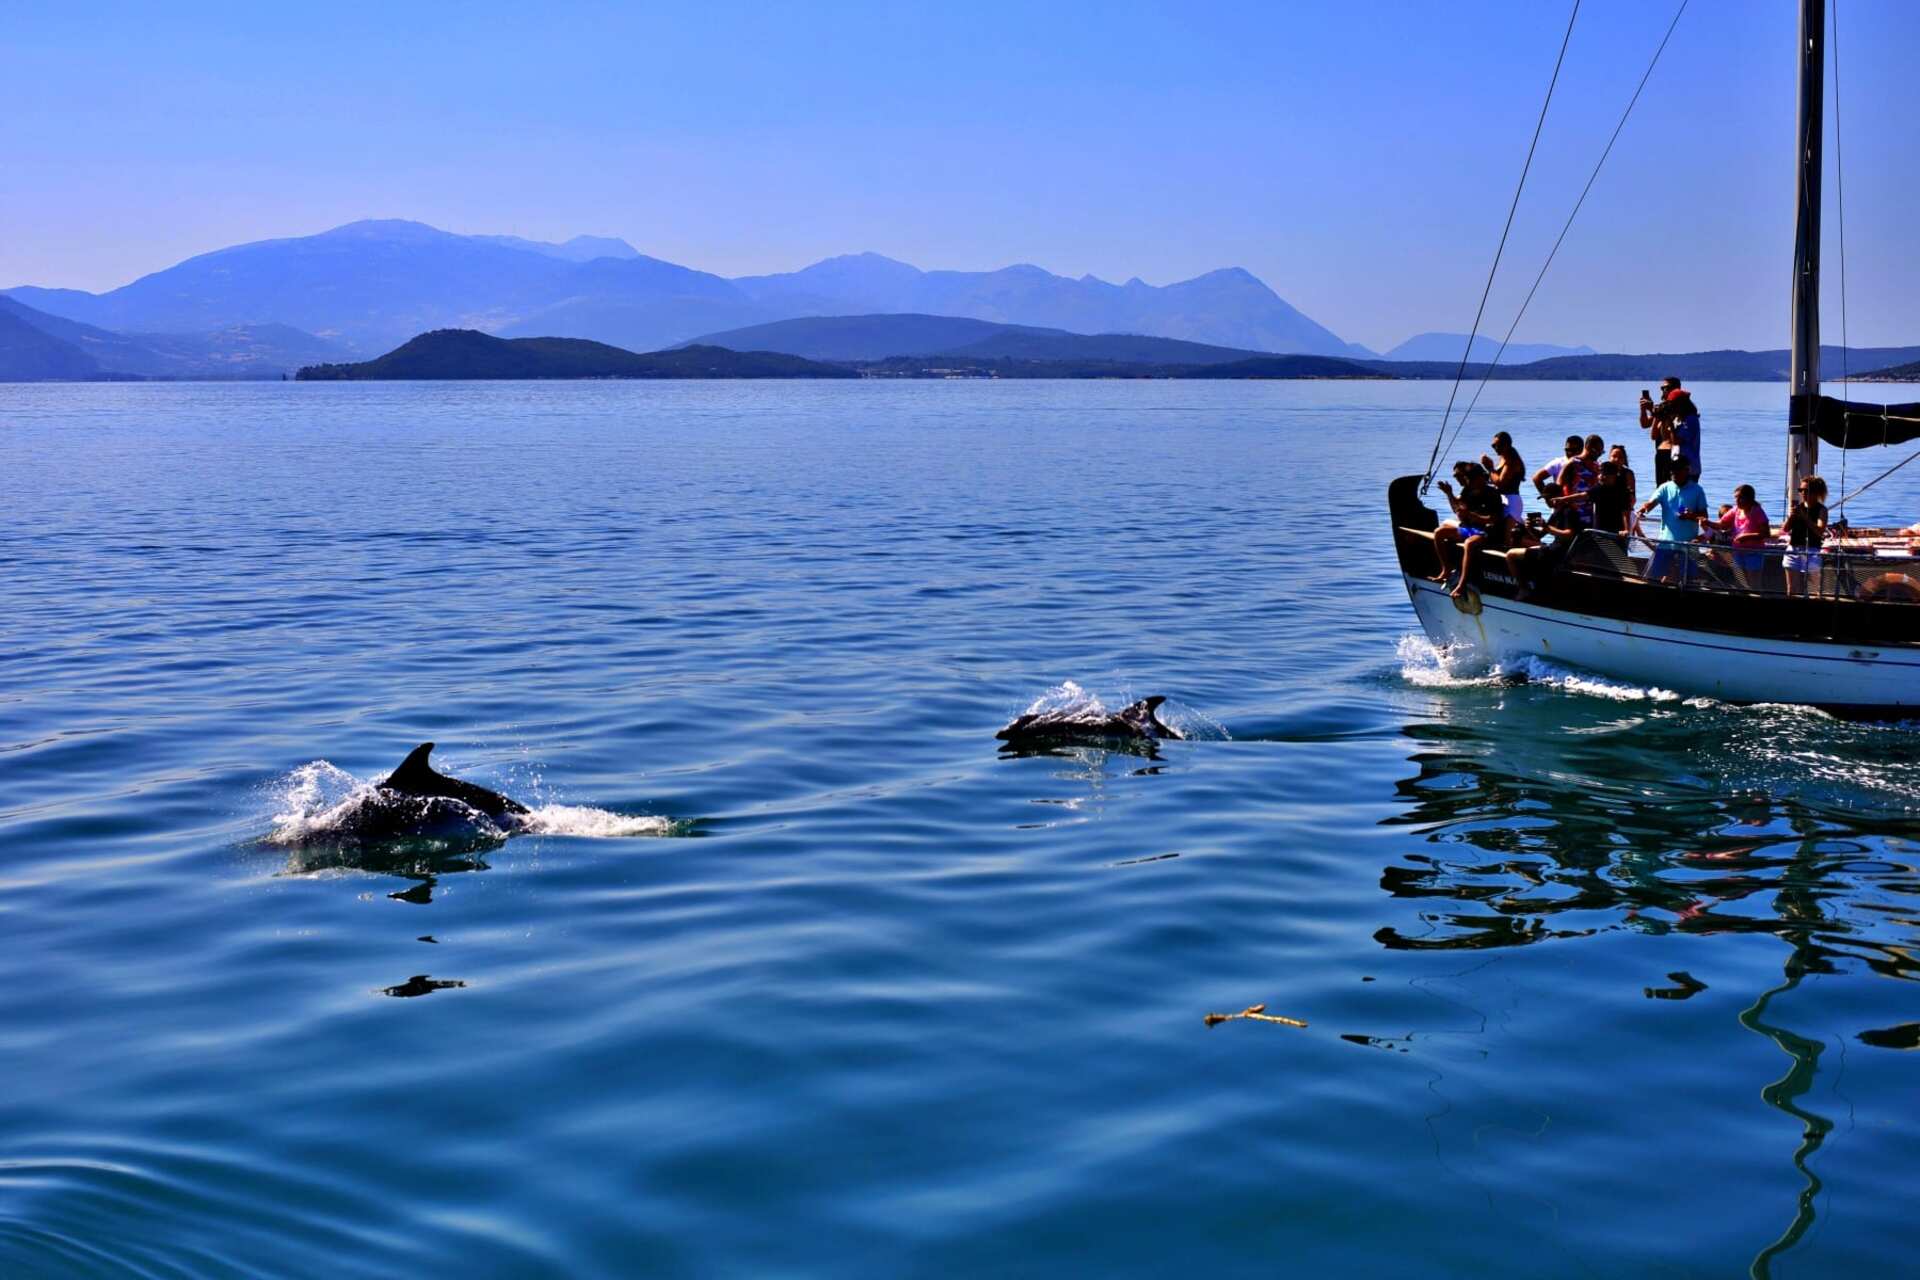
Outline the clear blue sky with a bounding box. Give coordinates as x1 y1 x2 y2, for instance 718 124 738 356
6 0 1915 352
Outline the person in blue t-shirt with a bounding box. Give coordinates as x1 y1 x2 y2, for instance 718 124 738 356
1634 454 1709 584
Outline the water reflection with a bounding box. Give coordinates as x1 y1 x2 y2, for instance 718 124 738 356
381 975 466 999
1378 712 1920 980
1379 696 1920 1276
1741 970 1831 1280
1856 1022 1920 1049
1007 744 1169 831
275 838 500 906
998 738 1167 763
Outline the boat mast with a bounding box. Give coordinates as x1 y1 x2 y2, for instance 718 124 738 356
1787 0 1824 495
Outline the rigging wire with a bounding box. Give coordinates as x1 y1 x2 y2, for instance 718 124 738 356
1831 440 1920 513
1831 0 1851 517
1419 0 1581 493
1438 0 1691 460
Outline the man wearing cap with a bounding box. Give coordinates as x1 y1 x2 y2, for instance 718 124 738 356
1662 377 1703 481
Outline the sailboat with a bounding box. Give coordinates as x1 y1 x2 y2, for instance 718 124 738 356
1389 0 1920 713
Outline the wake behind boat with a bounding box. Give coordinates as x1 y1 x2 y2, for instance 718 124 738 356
1392 0 1920 713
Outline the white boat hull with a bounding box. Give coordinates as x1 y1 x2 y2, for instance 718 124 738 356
1403 574 1920 711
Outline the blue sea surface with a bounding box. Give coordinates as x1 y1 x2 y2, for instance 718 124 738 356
3 379 1917 1277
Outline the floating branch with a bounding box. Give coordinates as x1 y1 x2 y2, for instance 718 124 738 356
1204 1003 1306 1029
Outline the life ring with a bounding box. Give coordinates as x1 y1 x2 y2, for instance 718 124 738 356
1860 572 1920 604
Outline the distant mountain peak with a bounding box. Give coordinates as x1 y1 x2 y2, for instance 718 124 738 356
320 219 453 241
1185 266 1266 289
789 251 920 274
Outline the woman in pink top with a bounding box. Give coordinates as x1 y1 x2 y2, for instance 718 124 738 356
1711 484 1770 580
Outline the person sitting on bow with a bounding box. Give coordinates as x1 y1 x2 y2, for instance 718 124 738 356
1431 461 1508 597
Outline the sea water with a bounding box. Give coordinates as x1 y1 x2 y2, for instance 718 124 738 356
2 379 1917 1277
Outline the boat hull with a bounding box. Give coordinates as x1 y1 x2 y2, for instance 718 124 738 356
1402 573 1920 712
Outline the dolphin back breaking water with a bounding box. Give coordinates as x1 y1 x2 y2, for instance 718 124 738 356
996 687 1186 749
380 742 530 823
267 744 673 845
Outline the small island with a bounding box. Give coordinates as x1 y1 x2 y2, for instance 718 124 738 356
297 327 1399 382
296 330 860 380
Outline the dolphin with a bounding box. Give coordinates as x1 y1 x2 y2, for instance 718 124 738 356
380 742 529 822
304 743 531 843
996 695 1184 749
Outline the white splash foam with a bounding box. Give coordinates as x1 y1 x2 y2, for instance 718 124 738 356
265 761 394 845
1395 635 1504 689
1507 656 1683 703
1395 635 1682 703
1016 681 1226 740
262 759 671 843
1023 680 1104 717
519 804 676 838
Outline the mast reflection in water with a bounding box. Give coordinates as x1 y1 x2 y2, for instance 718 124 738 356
1375 693 1920 1277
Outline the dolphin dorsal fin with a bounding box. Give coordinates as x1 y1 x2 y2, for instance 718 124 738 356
386 742 438 786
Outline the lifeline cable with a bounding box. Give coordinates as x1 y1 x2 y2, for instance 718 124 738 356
1419 0 1581 493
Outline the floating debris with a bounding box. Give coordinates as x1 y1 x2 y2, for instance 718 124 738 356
1203 1003 1306 1029
1111 852 1180 866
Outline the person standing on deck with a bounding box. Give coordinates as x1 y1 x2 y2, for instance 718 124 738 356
1480 432 1527 524
1587 460 1632 535
1640 386 1673 485
1634 454 1710 585
1533 435 1590 500
1663 379 1703 481
1782 476 1829 597
1609 443 1638 512
1709 484 1772 581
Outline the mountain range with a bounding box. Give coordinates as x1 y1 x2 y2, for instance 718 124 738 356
0 294 346 380
684 314 1278 366
3 219 1374 364
13 218 1903 384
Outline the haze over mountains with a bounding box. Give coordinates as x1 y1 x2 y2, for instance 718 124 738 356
1384 332 1597 363
2 219 1379 371
14 217 1882 385
0 294 345 380
682 314 1279 366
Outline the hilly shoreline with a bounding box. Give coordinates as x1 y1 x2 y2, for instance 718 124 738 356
295 331 858 380
7 219 1920 383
